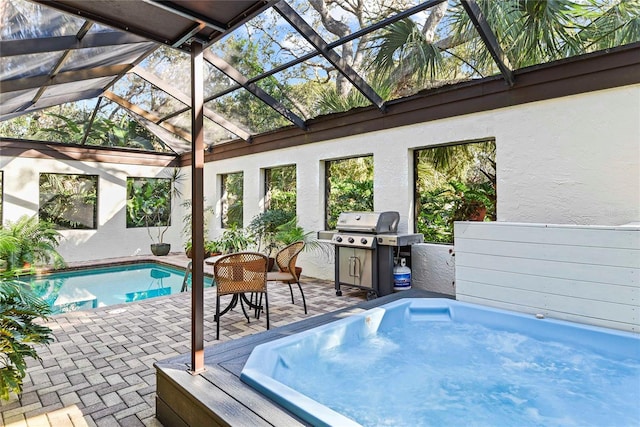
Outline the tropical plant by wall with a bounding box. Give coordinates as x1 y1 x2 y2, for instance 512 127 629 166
0 220 57 400
0 215 65 273
181 198 216 256
0 280 53 400
275 217 334 261
217 225 252 254
247 209 295 257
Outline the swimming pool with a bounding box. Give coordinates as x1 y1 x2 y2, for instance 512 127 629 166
22 263 213 314
241 298 640 427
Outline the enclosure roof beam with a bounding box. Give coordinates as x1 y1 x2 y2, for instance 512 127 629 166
132 67 252 141
30 21 95 106
1 64 131 93
204 50 307 131
102 90 192 142
80 97 103 145
274 1 386 111
165 0 449 120
461 0 514 87
172 23 207 49
0 90 103 122
0 31 152 57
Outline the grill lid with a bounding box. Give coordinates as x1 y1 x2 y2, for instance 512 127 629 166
336 211 399 234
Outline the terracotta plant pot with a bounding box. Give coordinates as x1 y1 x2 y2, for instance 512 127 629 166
468 206 487 221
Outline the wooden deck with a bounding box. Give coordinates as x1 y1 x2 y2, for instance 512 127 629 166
155 289 451 426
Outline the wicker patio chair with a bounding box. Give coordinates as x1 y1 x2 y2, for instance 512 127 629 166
267 241 306 314
213 252 269 340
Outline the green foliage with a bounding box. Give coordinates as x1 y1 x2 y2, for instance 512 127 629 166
33 111 162 151
126 169 183 243
217 225 252 254
0 220 57 399
326 157 374 229
415 141 496 243
181 198 215 242
420 180 495 242
247 209 295 257
222 172 244 228
0 280 53 400
315 78 394 114
274 217 333 261
210 37 291 133
38 174 97 230
371 18 443 85
181 198 217 256
126 178 172 227
204 239 221 255
265 165 297 213
0 216 65 274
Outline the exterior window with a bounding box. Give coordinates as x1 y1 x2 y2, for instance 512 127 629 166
414 140 496 243
39 173 98 229
126 177 172 228
325 156 373 230
221 172 243 228
264 165 296 215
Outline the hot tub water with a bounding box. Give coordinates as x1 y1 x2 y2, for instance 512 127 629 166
241 299 640 427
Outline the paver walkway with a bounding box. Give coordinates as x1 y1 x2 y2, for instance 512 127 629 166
0 256 365 426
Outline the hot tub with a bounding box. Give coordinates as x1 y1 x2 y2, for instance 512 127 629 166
240 298 640 426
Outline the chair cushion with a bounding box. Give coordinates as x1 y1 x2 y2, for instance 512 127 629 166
267 271 295 282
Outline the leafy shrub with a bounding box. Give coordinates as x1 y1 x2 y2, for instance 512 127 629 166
0 279 53 400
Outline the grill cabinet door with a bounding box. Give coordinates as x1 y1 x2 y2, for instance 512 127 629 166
338 247 373 288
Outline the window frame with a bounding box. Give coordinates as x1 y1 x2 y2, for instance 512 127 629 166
38 172 99 230
221 172 244 228
324 155 374 230
125 176 173 229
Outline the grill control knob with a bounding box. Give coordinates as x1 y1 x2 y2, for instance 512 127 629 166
348 237 355 244
360 238 368 244
335 236 342 243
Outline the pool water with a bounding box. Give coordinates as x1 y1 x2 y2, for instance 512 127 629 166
241 298 640 427
23 263 213 313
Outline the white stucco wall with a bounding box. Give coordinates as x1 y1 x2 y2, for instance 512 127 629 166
198 84 640 282
0 156 183 262
2 84 639 284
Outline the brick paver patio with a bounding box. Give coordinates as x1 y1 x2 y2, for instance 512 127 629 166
0 256 366 426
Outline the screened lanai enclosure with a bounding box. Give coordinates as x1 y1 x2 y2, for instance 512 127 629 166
2 0 639 251
3 0 639 149
2 0 640 425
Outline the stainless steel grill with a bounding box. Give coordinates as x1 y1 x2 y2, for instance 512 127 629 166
330 211 423 299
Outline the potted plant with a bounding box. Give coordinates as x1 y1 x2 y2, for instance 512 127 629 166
247 209 295 270
449 181 494 223
217 225 252 254
126 168 183 256
204 239 222 257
